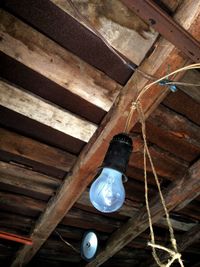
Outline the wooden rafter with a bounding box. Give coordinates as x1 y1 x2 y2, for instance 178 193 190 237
86 159 200 267
10 0 200 266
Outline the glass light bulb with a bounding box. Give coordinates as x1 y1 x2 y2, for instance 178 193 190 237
89 167 125 213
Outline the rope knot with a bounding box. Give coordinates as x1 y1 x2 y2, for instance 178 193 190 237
131 101 137 110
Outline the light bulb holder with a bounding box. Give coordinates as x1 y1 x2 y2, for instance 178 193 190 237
101 133 133 175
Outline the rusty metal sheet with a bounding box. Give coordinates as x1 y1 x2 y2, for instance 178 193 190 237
122 0 200 63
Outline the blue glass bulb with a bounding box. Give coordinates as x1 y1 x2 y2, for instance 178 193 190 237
89 167 125 213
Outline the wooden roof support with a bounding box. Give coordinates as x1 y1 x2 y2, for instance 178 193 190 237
10 0 200 265
87 159 200 267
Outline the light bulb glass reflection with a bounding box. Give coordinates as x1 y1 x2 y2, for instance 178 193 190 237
89 167 125 213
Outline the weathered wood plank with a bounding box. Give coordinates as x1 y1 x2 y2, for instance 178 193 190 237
0 105 85 155
130 143 188 180
51 0 158 65
0 128 76 172
179 70 200 104
163 89 200 126
0 52 106 125
0 212 34 234
0 161 59 188
0 10 120 111
134 122 200 162
133 103 200 162
86 159 200 266
0 192 45 218
0 161 61 200
0 81 97 142
10 0 200 265
62 208 121 233
149 105 200 149
0 173 55 201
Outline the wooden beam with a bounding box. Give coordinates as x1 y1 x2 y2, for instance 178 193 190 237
86 159 200 267
0 10 120 112
0 81 97 142
179 70 200 104
0 191 46 218
10 0 200 265
0 128 76 172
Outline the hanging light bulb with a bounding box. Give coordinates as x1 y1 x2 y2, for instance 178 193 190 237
89 133 133 213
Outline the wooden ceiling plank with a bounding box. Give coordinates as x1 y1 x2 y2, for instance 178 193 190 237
0 128 77 172
0 81 97 142
86 159 200 266
178 70 200 104
0 161 60 188
0 173 56 201
134 121 200 162
10 0 200 265
148 105 200 149
163 89 200 126
0 10 121 112
0 191 46 218
77 191 197 232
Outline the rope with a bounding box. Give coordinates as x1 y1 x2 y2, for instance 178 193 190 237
124 63 200 133
123 63 200 266
135 63 200 104
137 101 184 267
